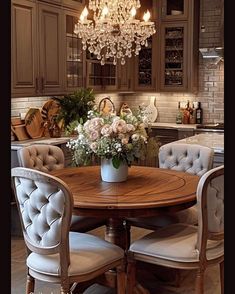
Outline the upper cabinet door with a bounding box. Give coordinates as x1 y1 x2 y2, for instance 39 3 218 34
38 3 64 94
160 0 188 20
64 11 86 92
11 0 38 97
86 56 117 92
117 57 134 92
160 22 188 91
134 36 157 92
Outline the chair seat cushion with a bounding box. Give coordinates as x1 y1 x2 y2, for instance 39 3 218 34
129 223 223 263
70 215 107 233
27 232 124 276
127 206 198 230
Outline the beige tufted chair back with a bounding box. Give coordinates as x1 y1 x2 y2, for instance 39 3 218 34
17 145 65 172
197 165 224 238
159 143 214 177
11 167 72 268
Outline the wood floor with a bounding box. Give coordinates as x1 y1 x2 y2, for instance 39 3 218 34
11 226 221 294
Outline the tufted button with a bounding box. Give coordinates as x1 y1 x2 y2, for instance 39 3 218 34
45 223 50 230
184 151 188 157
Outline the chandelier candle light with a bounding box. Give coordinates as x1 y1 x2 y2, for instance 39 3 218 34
74 0 156 65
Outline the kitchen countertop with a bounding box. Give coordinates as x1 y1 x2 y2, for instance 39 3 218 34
150 122 198 130
175 133 224 154
11 136 73 150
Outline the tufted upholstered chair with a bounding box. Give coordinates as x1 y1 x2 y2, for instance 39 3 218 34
17 145 107 233
17 144 65 172
127 165 224 294
11 167 125 294
126 143 214 232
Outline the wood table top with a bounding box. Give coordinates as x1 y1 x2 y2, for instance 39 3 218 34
51 166 200 215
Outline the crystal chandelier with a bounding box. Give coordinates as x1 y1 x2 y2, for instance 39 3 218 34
74 0 156 65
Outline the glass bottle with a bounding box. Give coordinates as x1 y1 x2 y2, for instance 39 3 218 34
176 102 182 124
189 104 196 124
182 101 190 124
196 102 203 124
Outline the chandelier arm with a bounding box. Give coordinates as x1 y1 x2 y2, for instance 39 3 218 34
75 0 156 65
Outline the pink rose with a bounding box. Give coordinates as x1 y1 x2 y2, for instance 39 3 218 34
101 124 113 137
112 119 127 133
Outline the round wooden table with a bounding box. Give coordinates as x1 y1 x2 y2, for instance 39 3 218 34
51 165 199 251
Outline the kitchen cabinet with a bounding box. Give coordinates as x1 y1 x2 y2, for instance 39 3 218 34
11 0 38 96
133 0 158 92
158 0 199 92
117 58 134 92
134 36 158 91
12 0 64 97
160 0 189 20
38 2 64 94
160 22 188 90
64 11 86 92
86 53 117 91
148 127 179 147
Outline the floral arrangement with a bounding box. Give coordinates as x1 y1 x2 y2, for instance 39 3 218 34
67 107 158 168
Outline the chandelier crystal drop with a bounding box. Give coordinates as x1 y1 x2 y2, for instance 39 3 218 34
74 0 156 65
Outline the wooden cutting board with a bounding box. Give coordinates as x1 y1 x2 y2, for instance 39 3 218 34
41 99 60 122
11 124 30 141
25 108 44 139
144 96 158 122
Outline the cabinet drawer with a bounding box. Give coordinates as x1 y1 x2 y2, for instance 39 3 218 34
148 128 178 146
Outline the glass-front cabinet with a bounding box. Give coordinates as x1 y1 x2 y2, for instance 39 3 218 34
65 13 85 91
134 36 157 91
160 0 188 20
86 52 117 91
160 22 187 91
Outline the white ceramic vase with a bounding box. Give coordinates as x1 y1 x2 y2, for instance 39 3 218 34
100 158 128 182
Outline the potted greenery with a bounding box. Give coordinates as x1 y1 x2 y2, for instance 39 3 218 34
52 88 95 135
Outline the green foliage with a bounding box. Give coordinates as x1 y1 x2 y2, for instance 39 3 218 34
64 120 79 136
52 88 95 128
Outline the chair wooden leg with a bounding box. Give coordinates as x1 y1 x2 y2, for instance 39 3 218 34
195 268 205 294
26 274 35 294
61 282 70 294
220 261 224 294
127 255 137 294
117 263 126 294
124 221 131 251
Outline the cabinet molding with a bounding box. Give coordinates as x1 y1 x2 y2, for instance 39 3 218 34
12 0 64 97
11 0 38 96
